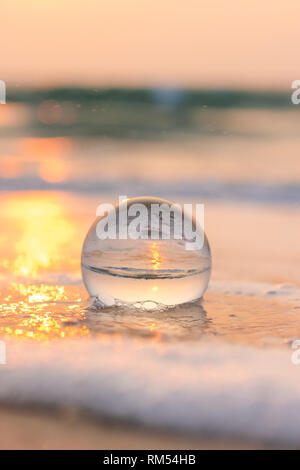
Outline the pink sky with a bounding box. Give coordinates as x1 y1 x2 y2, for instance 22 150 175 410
1 0 299 89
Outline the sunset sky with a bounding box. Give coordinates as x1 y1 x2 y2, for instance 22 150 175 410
1 0 299 89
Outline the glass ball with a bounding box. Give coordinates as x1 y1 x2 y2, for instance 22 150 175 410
81 197 211 307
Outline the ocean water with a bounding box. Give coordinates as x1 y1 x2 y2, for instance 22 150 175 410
1 104 300 445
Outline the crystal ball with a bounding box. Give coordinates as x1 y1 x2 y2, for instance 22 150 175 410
81 197 211 307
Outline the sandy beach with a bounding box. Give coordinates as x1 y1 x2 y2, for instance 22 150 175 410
1 407 273 450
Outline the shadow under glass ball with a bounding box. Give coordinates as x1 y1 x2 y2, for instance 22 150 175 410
81 197 211 307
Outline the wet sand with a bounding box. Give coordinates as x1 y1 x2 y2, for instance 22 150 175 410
0 407 276 450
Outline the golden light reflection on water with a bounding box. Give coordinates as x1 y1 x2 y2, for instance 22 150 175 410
0 192 173 343
0 191 91 342
13 283 67 303
1 191 294 347
0 283 89 342
0 281 171 344
0 192 81 277
151 242 162 270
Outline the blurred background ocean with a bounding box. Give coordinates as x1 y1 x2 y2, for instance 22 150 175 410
1 87 300 206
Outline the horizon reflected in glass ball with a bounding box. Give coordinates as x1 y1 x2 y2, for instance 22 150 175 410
81 197 211 308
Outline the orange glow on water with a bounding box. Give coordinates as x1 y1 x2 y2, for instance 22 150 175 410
16 137 72 183
19 137 71 160
0 156 23 178
0 282 89 342
0 192 168 344
0 191 95 342
0 192 82 277
14 283 67 303
38 158 69 183
151 242 162 270
0 104 31 127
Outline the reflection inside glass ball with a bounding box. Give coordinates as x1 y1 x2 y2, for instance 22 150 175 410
81 197 211 307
